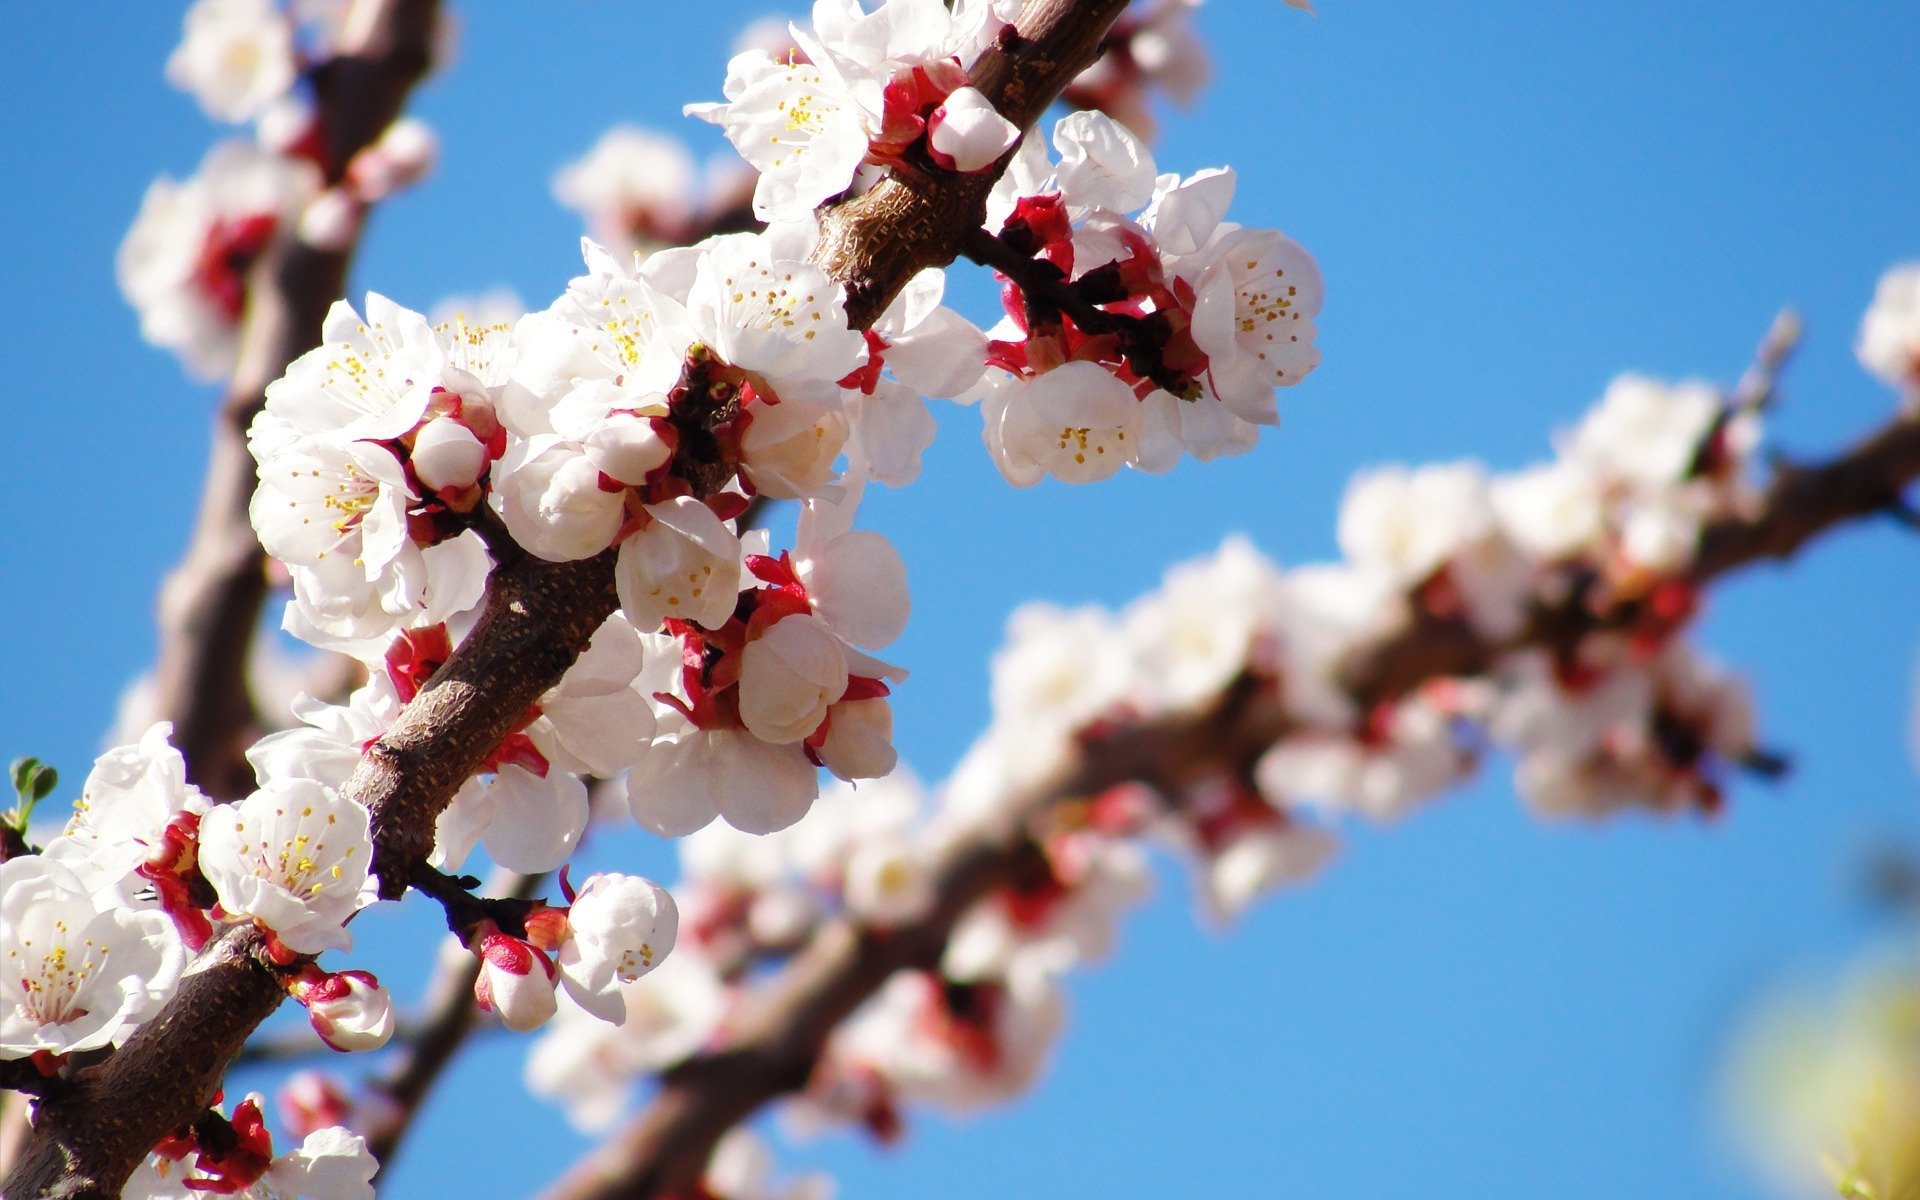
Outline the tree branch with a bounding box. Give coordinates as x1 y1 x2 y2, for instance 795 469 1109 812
1 3 1127 1195
536 408 1920 1200
151 0 443 801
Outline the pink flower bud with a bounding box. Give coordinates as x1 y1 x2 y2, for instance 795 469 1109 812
472 931 558 1032
521 903 570 952
411 416 489 491
293 968 395 1053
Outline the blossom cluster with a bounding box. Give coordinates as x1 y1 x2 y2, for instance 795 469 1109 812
119 0 438 380
507 317 1920 1166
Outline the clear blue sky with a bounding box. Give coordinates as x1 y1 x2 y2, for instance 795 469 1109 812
3 2 1918 1198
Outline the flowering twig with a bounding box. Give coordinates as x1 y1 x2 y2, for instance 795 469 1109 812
537 405 1920 1200
150 0 442 801
0 3 1129 1196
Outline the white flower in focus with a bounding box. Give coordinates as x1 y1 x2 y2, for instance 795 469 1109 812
252 293 445 455
628 726 820 837
0 857 184 1058
926 86 1018 172
739 396 849 499
45 723 210 899
198 779 372 954
739 614 852 744
507 240 695 437
686 233 867 399
688 54 871 222
557 873 679 1024
492 438 627 562
259 1125 379 1200
615 495 743 633
251 437 414 579
817 695 898 781
247 686 402 793
1052 109 1157 215
293 969 396 1053
1857 262 1920 390
166 0 298 123
1183 223 1324 407
984 360 1142 486
281 532 489 659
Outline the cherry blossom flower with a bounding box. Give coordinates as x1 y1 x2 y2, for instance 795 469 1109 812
472 929 560 1032
198 778 373 954
554 872 679 1023
842 267 986 486
553 127 701 257
119 139 316 380
0 856 184 1058
166 0 299 124
525 945 729 1131
688 0 1017 220
45 722 210 901
1062 0 1211 141
124 1100 377 1200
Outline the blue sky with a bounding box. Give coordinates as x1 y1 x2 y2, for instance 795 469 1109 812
2 2 1917 1198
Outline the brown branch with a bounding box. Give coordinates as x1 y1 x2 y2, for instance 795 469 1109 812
2 3 1127 1196
536 409 1920 1200
151 0 442 801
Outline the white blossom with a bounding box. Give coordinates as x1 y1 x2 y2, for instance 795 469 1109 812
1857 262 1920 390
553 127 699 257
0 857 184 1058
198 779 373 953
119 139 316 380
166 0 299 123
557 873 679 1023
45 723 210 900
